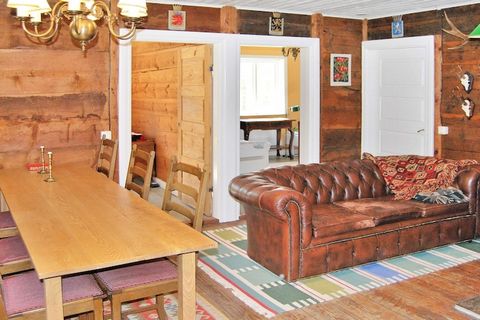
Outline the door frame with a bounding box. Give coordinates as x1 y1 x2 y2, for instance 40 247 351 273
118 29 320 222
361 35 435 156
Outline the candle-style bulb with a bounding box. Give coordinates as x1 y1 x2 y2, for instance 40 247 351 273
38 145 47 174
44 151 55 182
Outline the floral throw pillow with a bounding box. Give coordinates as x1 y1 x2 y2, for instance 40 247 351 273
362 153 477 200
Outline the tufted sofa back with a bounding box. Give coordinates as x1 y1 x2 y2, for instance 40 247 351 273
257 159 389 204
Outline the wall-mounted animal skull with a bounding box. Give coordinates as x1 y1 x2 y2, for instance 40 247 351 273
460 72 474 93
461 98 475 119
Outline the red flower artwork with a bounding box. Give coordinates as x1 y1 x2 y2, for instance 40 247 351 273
333 56 350 83
171 12 184 26
168 9 186 30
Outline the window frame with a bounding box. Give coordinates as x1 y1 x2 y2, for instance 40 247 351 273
239 54 288 117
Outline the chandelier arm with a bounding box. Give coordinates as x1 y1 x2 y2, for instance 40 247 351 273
20 1 68 40
21 17 56 39
92 0 112 17
92 0 138 40
107 20 137 40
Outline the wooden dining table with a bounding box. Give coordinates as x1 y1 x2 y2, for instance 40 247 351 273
240 117 295 159
0 164 217 320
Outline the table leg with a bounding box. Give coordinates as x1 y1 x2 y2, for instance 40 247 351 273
288 128 294 159
244 129 250 141
276 129 281 157
44 277 63 320
178 252 196 320
0 192 8 212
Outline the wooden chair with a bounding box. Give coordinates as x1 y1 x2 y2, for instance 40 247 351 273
0 236 33 276
0 211 17 239
94 159 208 320
125 144 155 200
94 259 177 320
162 156 209 231
0 271 104 320
96 138 118 180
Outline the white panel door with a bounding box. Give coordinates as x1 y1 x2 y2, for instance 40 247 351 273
362 36 435 156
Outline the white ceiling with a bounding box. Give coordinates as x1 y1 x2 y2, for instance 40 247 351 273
148 0 480 19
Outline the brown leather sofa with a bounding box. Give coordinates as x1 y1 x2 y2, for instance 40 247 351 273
229 159 480 281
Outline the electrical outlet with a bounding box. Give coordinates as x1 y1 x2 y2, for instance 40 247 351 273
438 126 449 135
100 130 112 140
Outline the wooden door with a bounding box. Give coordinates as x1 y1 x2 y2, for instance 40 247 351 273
362 36 435 156
178 45 212 216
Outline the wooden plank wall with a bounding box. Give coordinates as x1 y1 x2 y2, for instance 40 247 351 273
312 15 363 161
0 0 110 170
0 0 371 174
238 10 311 37
141 4 221 33
441 5 480 160
368 4 480 160
131 42 189 181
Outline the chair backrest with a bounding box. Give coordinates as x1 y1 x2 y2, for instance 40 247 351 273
125 144 155 200
96 138 118 180
161 156 209 231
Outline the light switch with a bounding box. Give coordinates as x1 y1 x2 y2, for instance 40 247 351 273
100 131 112 139
438 126 449 135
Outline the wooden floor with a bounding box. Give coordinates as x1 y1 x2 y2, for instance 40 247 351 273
198 223 480 319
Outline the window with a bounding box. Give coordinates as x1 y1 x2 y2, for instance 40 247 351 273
240 56 286 116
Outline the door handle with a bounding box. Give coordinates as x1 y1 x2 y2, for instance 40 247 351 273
417 129 425 133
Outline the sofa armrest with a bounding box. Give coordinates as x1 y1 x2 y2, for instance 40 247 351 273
455 164 480 217
229 174 313 246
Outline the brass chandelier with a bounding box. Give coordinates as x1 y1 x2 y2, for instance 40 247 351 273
7 0 148 51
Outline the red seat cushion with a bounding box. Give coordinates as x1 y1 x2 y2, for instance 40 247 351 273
312 204 375 238
95 259 177 293
335 198 422 225
0 211 15 229
0 236 29 264
2 271 104 316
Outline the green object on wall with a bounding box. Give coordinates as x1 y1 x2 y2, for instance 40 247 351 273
290 105 300 112
469 24 480 38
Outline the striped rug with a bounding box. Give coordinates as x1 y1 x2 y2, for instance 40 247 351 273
97 293 226 320
198 224 480 318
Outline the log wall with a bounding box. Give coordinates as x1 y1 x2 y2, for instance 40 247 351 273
369 4 480 160
312 15 363 161
238 10 311 37
141 4 221 33
7 1 478 175
0 0 111 170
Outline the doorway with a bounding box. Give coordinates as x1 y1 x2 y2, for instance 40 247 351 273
239 45 300 174
362 36 435 156
131 41 213 215
118 30 320 222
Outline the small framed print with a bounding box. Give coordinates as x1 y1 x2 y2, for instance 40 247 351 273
330 54 351 86
269 15 284 36
168 9 186 31
391 20 404 38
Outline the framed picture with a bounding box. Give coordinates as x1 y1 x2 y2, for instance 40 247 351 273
168 9 186 31
330 54 351 86
269 15 284 36
391 20 404 38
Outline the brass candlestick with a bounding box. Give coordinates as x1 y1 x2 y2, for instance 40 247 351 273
44 152 55 182
38 146 47 174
